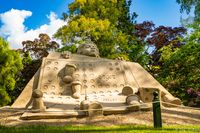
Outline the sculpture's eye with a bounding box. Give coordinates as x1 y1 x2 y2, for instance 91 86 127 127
85 45 90 48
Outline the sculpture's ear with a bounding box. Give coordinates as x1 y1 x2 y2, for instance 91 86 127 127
77 44 84 53
77 48 81 54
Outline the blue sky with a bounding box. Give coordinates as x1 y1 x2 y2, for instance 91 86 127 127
132 0 191 27
0 0 73 29
0 0 193 49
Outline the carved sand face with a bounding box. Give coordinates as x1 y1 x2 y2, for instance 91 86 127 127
77 43 99 57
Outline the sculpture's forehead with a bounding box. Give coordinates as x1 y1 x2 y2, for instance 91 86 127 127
84 43 94 46
80 43 98 48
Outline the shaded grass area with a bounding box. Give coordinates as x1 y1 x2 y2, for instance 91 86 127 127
0 125 200 133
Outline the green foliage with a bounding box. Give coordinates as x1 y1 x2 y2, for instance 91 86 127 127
158 44 178 63
57 45 77 53
158 23 200 105
22 52 32 65
54 0 147 66
0 37 23 106
176 0 200 21
68 0 125 24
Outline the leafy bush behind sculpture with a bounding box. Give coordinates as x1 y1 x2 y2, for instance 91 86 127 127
158 23 200 105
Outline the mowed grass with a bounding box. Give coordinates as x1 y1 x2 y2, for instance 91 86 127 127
0 125 200 133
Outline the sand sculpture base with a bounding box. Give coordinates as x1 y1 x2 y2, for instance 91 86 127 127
12 52 180 120
20 95 151 120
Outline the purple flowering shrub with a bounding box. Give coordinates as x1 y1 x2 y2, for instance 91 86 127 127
187 88 200 98
187 88 200 107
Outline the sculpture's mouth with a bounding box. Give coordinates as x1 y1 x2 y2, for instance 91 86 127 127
91 49 95 52
89 49 99 57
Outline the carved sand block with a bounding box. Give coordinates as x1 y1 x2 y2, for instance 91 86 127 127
126 94 140 111
161 92 182 107
32 89 46 112
88 102 103 117
80 100 103 116
80 99 91 115
71 81 82 99
138 88 159 103
122 85 138 96
63 63 77 83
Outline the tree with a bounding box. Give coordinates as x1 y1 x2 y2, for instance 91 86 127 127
147 25 186 70
134 21 187 73
22 33 59 60
176 0 200 21
0 37 23 106
54 0 147 65
157 22 200 105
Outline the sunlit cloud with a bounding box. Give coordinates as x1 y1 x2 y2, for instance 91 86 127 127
0 9 67 49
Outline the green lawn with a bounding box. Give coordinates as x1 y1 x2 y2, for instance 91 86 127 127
0 125 200 133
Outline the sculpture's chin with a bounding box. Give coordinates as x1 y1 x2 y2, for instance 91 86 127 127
86 51 99 57
80 51 98 57
88 52 98 57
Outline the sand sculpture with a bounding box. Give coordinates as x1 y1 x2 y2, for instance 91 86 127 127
12 42 181 119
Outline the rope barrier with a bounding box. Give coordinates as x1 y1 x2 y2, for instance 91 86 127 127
0 101 199 113
0 101 155 113
160 101 200 110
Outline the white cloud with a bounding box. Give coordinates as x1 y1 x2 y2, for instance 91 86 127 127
0 9 67 49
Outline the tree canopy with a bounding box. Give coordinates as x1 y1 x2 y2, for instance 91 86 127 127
0 37 23 106
176 0 200 21
54 0 147 65
22 33 59 60
134 21 187 73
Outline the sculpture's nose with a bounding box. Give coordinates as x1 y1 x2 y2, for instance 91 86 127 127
91 46 95 51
